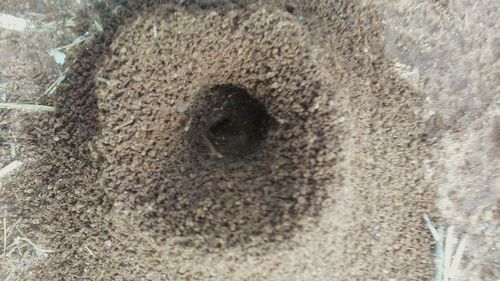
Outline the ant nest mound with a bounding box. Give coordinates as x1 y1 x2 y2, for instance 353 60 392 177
94 6 341 248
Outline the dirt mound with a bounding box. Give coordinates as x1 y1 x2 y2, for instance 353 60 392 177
94 6 340 249
1 1 436 280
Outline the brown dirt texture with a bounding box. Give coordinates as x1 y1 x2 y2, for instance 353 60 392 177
0 0 498 280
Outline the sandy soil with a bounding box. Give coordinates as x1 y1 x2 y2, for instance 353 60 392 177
0 0 498 280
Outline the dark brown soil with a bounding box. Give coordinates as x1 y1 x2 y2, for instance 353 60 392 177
1 0 437 280
94 1 341 249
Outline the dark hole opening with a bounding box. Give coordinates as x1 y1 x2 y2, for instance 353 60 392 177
284 4 296 14
190 84 271 159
